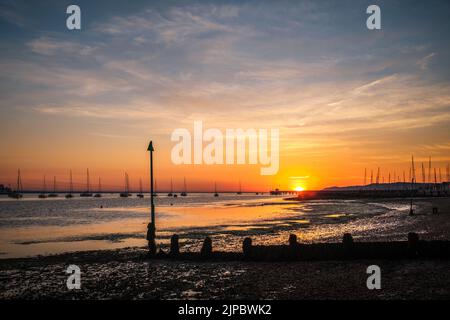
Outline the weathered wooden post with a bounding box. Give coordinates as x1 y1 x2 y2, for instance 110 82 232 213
146 141 156 256
243 237 252 259
407 232 419 257
343 233 354 258
289 234 298 246
288 234 298 260
200 237 212 258
170 234 180 256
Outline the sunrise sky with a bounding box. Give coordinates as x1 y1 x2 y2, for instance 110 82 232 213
1 0 450 192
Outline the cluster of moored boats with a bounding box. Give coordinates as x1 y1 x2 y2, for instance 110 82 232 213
4 170 256 199
5 169 146 199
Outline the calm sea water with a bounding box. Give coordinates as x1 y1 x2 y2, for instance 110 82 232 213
0 193 417 258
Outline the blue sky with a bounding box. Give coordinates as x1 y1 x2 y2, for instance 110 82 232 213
1 0 450 189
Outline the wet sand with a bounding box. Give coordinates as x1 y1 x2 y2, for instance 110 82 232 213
0 248 449 299
1 197 450 299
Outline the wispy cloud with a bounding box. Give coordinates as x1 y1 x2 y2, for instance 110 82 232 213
0 3 26 27
35 103 170 121
94 4 247 44
28 37 96 56
417 52 436 70
352 74 399 95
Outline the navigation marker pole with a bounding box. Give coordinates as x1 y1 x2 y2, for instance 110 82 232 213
147 141 157 256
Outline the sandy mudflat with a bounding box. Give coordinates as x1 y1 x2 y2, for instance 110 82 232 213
0 249 449 299
1 197 450 300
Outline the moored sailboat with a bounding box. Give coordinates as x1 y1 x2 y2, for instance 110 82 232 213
48 176 58 197
65 170 73 198
237 180 242 195
214 181 219 197
94 177 102 197
80 168 93 197
137 178 144 198
120 172 131 197
38 175 47 198
180 177 187 196
167 178 174 197
8 169 23 199
153 179 158 197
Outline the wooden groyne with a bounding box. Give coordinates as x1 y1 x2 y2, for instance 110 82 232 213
150 233 450 262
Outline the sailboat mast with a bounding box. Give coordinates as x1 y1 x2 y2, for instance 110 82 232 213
447 164 450 193
17 169 21 192
125 172 129 193
86 168 90 193
421 163 425 183
376 167 380 184
70 170 73 193
428 157 432 183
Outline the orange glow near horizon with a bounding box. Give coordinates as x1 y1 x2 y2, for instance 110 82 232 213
1 2 450 193
1 143 449 192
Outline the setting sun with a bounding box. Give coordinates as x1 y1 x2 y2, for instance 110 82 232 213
294 186 305 192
